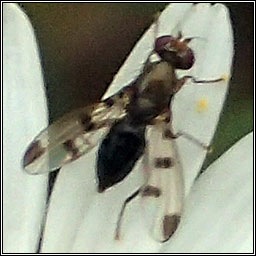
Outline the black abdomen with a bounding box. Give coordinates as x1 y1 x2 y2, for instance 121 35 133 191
97 118 146 192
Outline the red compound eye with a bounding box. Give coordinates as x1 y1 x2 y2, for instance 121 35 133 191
155 35 195 70
155 36 176 53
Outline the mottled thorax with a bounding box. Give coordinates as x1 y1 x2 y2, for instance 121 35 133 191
128 61 176 124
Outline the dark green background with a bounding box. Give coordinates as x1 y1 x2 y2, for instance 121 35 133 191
19 3 253 169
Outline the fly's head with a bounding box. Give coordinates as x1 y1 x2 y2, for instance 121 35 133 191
155 34 195 70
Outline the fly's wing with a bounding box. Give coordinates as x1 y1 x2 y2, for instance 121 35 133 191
23 92 130 175
140 123 184 242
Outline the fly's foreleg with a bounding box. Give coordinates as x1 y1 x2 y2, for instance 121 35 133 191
174 75 226 93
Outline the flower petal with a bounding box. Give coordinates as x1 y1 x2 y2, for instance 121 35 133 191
40 3 233 253
3 3 48 253
41 3 193 253
173 3 234 195
161 132 253 253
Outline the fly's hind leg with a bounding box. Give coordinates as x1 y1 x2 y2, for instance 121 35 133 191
114 184 161 241
114 188 141 241
115 147 151 241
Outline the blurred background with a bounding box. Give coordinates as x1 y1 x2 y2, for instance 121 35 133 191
19 3 253 169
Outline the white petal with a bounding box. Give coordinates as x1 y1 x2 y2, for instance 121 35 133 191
41 3 192 253
40 150 99 253
161 132 253 253
41 3 233 253
3 3 48 253
173 3 234 195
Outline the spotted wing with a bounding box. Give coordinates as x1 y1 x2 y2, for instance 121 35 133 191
23 94 130 175
141 123 184 242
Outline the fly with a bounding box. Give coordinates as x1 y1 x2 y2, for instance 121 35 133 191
23 12 224 242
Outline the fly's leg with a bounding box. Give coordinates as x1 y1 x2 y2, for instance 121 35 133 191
114 184 161 241
115 147 151 241
163 128 211 152
166 75 225 149
175 75 225 93
114 188 141 240
182 75 224 84
152 110 212 152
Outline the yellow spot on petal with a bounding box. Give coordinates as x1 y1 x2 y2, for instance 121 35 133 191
196 98 209 113
221 74 230 82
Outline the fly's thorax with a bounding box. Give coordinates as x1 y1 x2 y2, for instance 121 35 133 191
140 61 178 105
140 61 176 89
128 61 177 124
